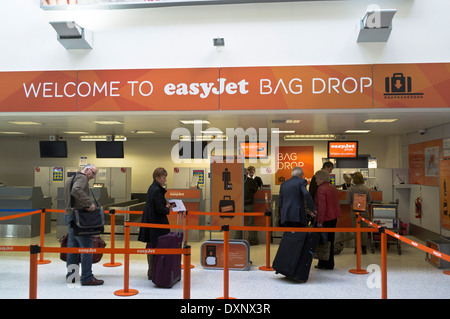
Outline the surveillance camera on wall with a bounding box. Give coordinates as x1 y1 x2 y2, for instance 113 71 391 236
418 129 427 135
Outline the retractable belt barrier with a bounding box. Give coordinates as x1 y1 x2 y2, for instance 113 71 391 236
1 209 450 299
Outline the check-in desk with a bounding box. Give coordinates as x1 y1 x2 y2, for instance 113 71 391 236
55 187 114 238
0 187 52 237
166 188 205 242
337 190 382 228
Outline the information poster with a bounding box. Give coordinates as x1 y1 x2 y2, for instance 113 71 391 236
210 156 243 227
52 167 63 182
408 139 442 186
275 146 314 185
440 138 450 230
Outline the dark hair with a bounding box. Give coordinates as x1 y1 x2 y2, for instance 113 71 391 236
322 161 334 169
153 167 167 180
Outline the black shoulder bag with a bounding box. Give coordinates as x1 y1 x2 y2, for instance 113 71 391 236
70 174 105 236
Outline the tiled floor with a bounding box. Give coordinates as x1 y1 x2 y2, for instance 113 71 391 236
1 227 449 300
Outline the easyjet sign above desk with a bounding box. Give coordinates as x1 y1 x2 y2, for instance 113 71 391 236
0 63 449 112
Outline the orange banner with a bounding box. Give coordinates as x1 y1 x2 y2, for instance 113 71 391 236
1 63 450 112
373 63 450 108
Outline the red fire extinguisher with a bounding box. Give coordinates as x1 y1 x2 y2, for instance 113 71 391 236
415 196 422 218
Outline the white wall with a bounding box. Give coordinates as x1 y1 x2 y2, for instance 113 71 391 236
402 123 450 237
1 0 450 72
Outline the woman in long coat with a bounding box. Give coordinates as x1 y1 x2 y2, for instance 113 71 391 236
138 167 171 279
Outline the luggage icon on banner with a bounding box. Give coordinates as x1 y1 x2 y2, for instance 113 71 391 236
385 73 411 93
383 73 424 99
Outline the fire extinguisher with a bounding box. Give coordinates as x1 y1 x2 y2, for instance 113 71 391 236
415 197 422 218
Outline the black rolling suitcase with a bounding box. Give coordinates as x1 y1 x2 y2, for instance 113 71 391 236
272 231 320 283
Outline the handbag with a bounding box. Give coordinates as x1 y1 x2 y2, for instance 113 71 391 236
313 225 331 261
314 242 331 261
59 234 106 264
70 174 105 236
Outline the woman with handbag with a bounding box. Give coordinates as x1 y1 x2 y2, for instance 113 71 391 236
138 167 172 280
313 169 341 270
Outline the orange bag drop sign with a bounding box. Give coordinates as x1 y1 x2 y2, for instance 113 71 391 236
275 146 314 185
353 194 367 212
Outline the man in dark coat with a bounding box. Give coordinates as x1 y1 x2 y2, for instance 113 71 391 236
138 167 171 280
279 167 316 227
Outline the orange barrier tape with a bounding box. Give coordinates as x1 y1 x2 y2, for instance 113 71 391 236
125 221 375 234
359 216 450 263
188 211 266 217
0 209 41 221
0 245 30 252
40 246 190 255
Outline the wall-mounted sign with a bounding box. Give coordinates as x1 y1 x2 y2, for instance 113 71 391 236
328 141 358 158
1 63 449 112
276 146 314 185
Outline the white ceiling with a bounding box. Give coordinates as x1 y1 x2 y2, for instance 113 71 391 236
1 108 450 140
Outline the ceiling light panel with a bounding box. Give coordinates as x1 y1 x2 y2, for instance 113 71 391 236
8 121 42 125
364 119 398 123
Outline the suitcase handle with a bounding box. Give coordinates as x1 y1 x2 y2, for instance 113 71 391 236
223 195 232 200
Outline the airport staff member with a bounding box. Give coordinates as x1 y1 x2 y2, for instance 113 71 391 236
64 164 104 286
279 167 316 227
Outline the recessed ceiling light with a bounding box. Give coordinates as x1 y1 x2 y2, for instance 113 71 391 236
364 119 398 123
180 120 210 125
64 131 89 134
93 121 123 125
271 119 302 124
0 131 25 134
345 130 371 133
200 130 223 134
8 121 42 125
132 130 155 134
272 130 296 134
284 134 335 140
80 135 127 141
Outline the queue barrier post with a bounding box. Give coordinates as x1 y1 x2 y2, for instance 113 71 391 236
380 227 388 299
181 211 194 269
38 209 51 265
217 224 235 299
29 244 39 299
114 221 138 297
183 244 191 299
349 213 369 275
259 211 274 271
103 209 122 268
